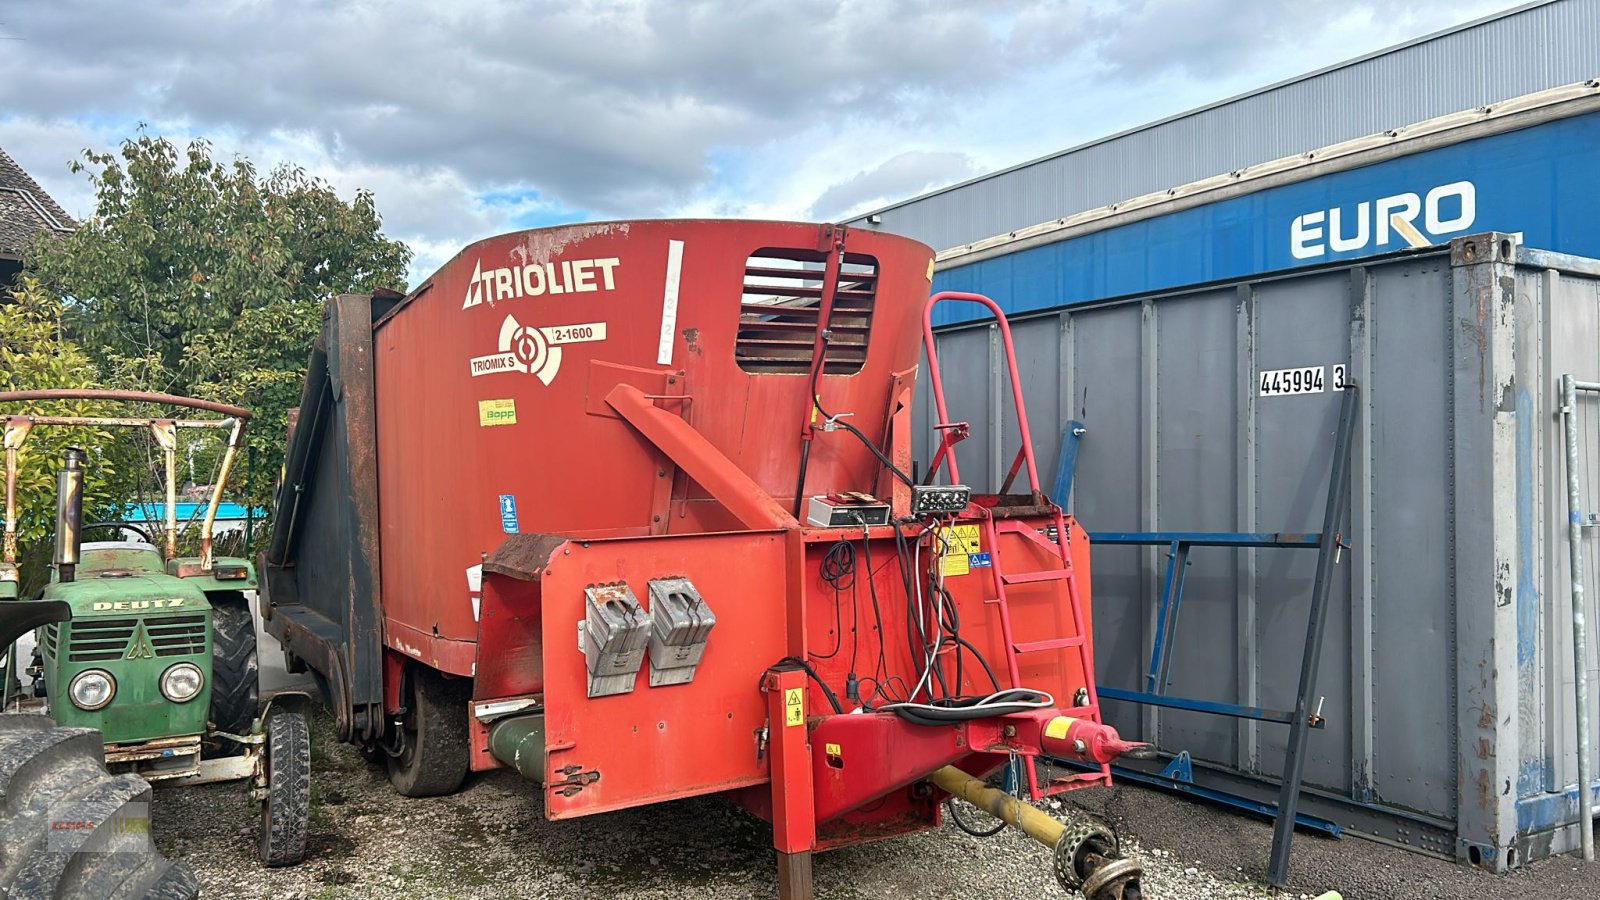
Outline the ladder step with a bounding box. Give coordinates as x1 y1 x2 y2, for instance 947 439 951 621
1001 569 1070 585
1014 636 1085 653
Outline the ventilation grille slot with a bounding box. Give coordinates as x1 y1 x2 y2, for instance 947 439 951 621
67 618 137 662
147 614 208 657
736 248 877 375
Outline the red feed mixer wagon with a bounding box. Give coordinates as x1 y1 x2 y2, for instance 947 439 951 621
262 220 1149 899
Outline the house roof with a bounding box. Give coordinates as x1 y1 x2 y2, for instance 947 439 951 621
0 145 75 260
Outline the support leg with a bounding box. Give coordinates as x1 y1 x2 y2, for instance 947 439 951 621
764 665 816 900
1267 386 1358 885
777 851 814 900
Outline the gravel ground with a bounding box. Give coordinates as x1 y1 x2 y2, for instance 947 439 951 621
149 707 1267 899
148 706 1597 899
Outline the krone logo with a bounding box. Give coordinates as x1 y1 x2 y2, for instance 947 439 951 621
469 315 608 384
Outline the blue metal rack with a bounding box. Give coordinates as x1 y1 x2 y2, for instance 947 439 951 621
1052 386 1358 885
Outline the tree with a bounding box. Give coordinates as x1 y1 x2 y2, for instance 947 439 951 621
26 134 412 509
0 278 136 594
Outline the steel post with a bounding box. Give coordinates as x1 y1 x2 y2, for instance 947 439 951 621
1561 374 1595 862
1266 384 1358 885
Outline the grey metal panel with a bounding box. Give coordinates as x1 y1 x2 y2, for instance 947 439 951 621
1543 269 1600 795
1064 304 1146 740
1008 315 1062 495
1246 271 1353 798
1152 290 1239 766
848 1 1598 250
930 327 992 483
1366 255 1456 818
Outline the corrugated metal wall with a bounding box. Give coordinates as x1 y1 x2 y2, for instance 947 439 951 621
851 0 1600 252
915 235 1600 864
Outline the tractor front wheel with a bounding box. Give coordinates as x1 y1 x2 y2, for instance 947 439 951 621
385 667 469 797
258 711 310 867
205 592 259 758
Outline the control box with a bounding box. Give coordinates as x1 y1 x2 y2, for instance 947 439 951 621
911 484 972 517
806 493 891 528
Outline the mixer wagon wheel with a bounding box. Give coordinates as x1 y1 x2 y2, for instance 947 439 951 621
204 592 260 758
385 667 470 797
258 710 310 867
0 714 200 898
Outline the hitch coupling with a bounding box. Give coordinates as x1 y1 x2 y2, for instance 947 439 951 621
932 765 1143 899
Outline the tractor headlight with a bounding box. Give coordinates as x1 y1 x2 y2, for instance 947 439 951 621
68 669 116 711
159 662 204 703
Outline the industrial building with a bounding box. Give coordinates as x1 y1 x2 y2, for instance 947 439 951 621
849 0 1600 873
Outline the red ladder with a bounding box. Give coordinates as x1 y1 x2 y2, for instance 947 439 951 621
922 291 1110 798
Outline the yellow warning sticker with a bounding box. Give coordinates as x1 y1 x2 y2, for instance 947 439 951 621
784 687 805 727
1044 716 1076 740
478 398 517 427
940 524 982 577
824 743 842 756
948 524 982 554
925 258 935 281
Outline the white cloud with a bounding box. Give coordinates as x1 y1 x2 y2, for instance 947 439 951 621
0 0 1522 282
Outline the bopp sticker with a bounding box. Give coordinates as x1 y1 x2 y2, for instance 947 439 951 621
499 494 519 534
478 398 516 427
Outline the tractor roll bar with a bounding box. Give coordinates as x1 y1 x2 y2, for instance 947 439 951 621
0 389 252 420
0 389 249 570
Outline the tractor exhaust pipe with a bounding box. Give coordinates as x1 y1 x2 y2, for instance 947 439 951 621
54 448 86 583
931 765 1143 899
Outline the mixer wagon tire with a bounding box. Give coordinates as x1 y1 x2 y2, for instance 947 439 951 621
0 714 200 899
386 668 469 798
205 592 259 759
258 711 310 867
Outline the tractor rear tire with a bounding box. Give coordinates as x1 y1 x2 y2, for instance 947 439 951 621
205 592 259 759
385 668 470 798
0 714 199 899
258 712 310 867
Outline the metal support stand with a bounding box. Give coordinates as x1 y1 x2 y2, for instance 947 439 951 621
1560 373 1596 863
1053 386 1359 886
1267 385 1358 884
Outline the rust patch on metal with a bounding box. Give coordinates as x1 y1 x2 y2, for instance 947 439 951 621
485 533 568 581
681 327 701 355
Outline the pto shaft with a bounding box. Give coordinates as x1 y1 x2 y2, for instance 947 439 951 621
932 766 1143 899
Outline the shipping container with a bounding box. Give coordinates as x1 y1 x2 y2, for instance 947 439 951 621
915 233 1600 868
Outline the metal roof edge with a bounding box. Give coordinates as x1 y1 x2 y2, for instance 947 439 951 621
932 78 1600 271
843 0 1560 224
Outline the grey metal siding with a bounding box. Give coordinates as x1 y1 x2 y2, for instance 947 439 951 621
917 235 1600 864
851 0 1600 251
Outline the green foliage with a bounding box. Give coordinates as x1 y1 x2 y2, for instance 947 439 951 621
26 133 411 508
0 279 143 593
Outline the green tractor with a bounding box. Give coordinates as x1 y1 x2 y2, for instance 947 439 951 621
0 389 310 878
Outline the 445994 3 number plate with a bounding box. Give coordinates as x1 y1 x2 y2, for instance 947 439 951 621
1259 364 1348 396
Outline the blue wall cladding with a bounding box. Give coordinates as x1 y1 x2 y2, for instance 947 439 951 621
932 113 1600 327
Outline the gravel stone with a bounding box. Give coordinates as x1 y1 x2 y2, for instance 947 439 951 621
147 708 1598 898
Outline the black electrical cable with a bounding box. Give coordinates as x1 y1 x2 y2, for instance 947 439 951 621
810 540 856 661
859 532 892 690
813 392 917 489
767 655 845 715
881 689 1054 727
947 797 1008 838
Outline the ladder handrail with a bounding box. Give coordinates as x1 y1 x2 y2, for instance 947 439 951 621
921 291 1042 494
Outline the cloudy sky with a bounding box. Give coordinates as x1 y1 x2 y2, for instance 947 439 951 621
1 0 1518 281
